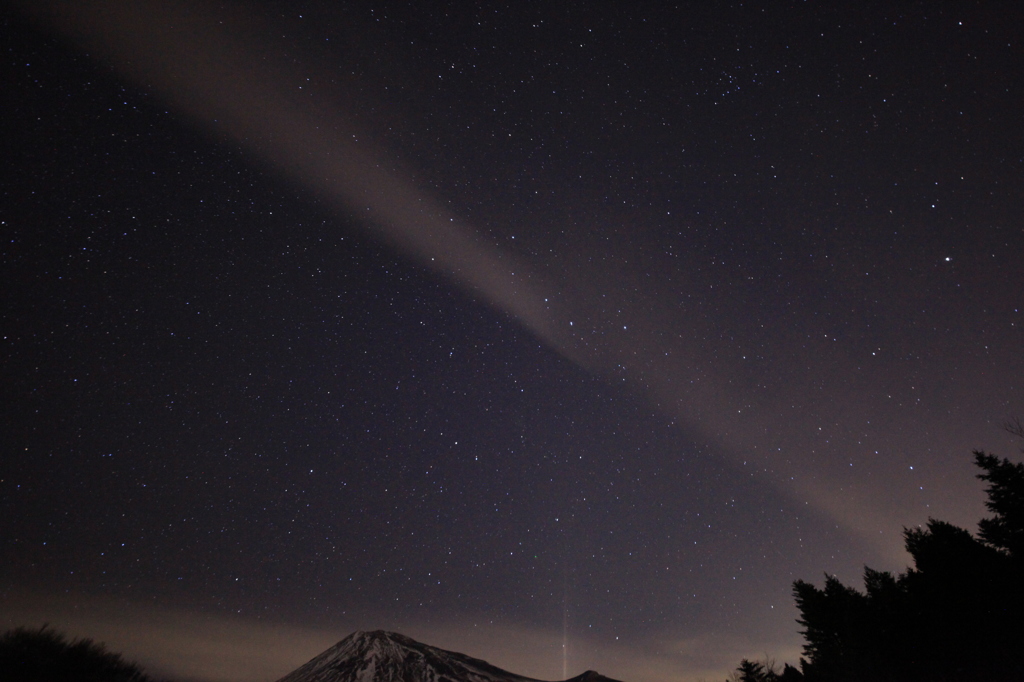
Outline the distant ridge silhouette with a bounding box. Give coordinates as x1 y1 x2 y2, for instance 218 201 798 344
275 630 624 682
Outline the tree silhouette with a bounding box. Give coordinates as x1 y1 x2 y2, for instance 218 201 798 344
736 658 768 682
974 449 1024 556
730 657 803 682
0 625 152 682
789 451 1024 681
732 449 1024 681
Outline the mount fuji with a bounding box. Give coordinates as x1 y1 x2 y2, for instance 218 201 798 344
275 630 624 682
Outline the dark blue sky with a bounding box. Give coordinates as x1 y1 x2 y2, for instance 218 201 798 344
3 2 1023 680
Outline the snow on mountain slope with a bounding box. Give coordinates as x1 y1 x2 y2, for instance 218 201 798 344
275 630 623 682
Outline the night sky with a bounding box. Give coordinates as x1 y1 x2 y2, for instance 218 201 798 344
2 2 1023 681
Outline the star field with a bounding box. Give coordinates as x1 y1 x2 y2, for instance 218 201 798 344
2 2 1023 681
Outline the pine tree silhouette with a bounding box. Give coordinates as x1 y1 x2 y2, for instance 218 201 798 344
732 450 1024 681
789 452 1024 681
0 625 152 682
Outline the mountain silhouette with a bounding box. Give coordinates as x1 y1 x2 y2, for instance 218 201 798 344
275 630 623 682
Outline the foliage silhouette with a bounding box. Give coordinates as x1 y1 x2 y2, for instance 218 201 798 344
731 450 1024 682
729 657 802 682
0 625 152 682
975 450 1024 556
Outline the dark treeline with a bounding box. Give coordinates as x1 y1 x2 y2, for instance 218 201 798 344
0 625 153 682
732 450 1024 682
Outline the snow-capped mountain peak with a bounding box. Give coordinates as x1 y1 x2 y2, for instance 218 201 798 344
275 630 623 682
